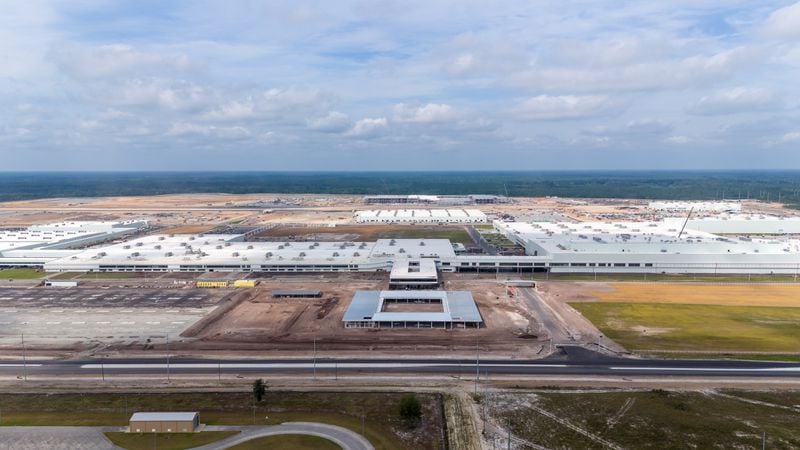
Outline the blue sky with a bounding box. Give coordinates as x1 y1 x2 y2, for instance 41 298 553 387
1 0 800 170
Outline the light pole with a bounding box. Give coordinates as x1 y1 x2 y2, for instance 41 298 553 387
166 334 170 383
474 337 480 394
313 335 320 380
21 333 27 382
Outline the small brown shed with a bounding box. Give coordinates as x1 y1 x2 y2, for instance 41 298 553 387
129 412 199 433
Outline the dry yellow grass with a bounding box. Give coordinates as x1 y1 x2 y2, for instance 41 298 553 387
587 283 800 307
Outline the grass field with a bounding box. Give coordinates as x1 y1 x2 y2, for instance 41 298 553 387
228 434 342 449
0 268 46 279
76 272 136 279
105 431 238 450
0 391 444 450
491 390 800 449
587 283 800 307
571 302 800 352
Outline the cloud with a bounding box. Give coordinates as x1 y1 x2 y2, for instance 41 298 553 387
763 1 800 41
53 44 192 80
687 86 779 115
115 78 211 111
307 111 351 132
166 122 250 139
345 117 388 138
515 95 619 120
393 103 458 123
783 131 800 143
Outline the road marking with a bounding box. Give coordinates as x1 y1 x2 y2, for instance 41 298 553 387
0 364 42 367
609 366 800 372
96 321 111 325
81 362 570 370
71 321 85 325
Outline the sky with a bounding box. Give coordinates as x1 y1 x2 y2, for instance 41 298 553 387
1 1 800 171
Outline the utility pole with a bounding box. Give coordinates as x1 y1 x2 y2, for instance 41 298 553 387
313 336 317 381
475 337 480 394
21 333 27 382
762 431 767 450
166 334 170 383
218 360 221 384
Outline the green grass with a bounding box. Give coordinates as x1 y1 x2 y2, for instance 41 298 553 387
77 272 136 279
105 431 238 450
0 391 444 450
493 390 800 449
49 272 82 280
375 228 473 244
0 268 46 279
571 302 800 352
228 434 342 449
639 352 800 362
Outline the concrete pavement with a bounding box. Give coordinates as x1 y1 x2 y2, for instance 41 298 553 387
195 422 373 450
0 426 122 450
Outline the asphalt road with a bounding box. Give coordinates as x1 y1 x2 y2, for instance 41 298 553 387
2 347 799 379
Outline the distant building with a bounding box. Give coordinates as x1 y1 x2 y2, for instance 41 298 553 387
389 259 439 289
355 209 487 224
129 412 199 433
363 195 507 205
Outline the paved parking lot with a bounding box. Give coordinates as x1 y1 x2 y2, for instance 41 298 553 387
0 426 121 449
0 287 219 308
0 288 224 344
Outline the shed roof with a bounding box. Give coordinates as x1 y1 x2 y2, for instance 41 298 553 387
130 412 198 422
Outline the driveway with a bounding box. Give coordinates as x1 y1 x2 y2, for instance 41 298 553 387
195 422 374 450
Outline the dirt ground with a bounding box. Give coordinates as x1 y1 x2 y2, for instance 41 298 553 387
159 273 547 359
254 224 471 242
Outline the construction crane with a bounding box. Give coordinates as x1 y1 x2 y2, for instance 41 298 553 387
677 207 694 239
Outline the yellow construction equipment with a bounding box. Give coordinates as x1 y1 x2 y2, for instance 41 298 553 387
233 280 258 288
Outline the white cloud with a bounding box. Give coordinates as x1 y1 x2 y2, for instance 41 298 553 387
166 122 250 139
345 117 388 138
687 86 779 115
53 44 192 80
203 100 255 121
515 95 619 120
307 111 351 132
393 103 458 123
782 131 800 142
764 1 800 41
116 79 211 111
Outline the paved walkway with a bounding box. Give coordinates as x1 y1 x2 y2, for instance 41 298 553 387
194 422 374 450
0 426 122 450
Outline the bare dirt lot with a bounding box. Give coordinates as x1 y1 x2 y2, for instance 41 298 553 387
163 273 547 358
254 224 474 244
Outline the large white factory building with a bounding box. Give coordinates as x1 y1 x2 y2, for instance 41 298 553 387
4 216 800 275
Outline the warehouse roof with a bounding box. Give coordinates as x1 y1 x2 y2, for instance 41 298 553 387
130 412 198 422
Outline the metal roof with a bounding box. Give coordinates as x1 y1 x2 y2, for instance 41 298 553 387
343 290 482 323
130 412 198 422
272 290 322 296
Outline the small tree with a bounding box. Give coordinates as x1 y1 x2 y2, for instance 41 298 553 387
399 394 422 426
252 378 267 402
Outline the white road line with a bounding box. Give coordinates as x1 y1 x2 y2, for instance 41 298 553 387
609 366 800 372
71 321 85 325
96 321 111 325
0 364 42 367
81 363 570 370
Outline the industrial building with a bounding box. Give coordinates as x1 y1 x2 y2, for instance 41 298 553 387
389 259 439 289
494 219 800 274
3 216 798 276
272 290 323 298
355 209 487 224
0 220 148 267
129 412 199 433
343 290 483 328
648 201 742 212
364 195 507 205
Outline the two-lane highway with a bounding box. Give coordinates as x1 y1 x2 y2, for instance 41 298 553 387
2 350 799 380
